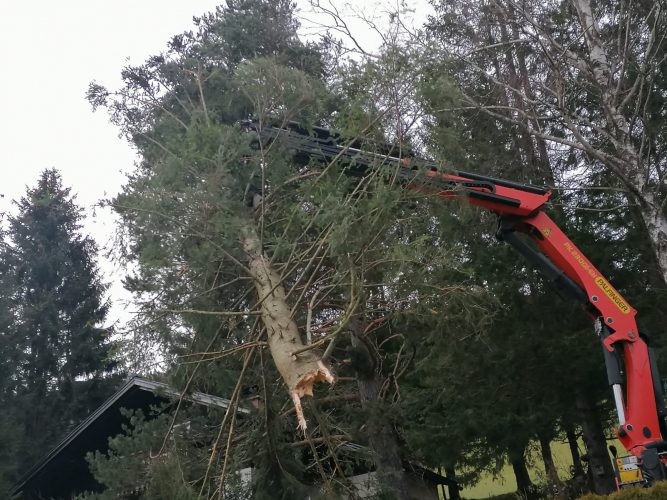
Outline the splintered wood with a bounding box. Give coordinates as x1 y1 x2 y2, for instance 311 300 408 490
241 225 334 431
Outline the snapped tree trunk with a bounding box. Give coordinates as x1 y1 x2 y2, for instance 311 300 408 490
575 392 616 494
240 220 334 430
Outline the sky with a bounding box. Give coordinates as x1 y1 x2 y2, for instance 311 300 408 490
0 1 226 324
0 1 431 326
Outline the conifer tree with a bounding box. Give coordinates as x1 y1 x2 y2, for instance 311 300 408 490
4 169 117 473
81 1 667 497
86 1 491 497
0 230 23 495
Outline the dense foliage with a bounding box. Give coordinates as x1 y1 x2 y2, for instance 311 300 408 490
1 1 666 499
0 169 118 495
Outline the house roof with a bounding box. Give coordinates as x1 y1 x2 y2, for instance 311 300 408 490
13 376 454 498
12 376 242 499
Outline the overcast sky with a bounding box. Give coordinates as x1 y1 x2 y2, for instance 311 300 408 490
0 1 430 326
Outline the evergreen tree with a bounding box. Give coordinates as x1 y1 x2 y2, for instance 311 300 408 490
86 1 665 497
4 169 118 474
0 229 23 495
86 1 491 498
414 1 667 492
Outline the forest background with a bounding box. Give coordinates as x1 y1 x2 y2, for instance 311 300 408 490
0 1 666 499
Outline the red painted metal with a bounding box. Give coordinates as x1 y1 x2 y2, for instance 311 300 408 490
521 212 659 457
425 169 662 458
424 170 551 217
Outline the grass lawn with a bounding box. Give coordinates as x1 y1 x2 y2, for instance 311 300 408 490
456 439 611 498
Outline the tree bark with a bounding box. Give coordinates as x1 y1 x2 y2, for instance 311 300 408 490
444 466 461 500
510 451 533 498
637 194 667 287
565 424 586 480
569 0 667 287
241 220 334 430
355 372 410 499
575 392 616 494
458 0 667 289
538 434 565 498
349 315 411 499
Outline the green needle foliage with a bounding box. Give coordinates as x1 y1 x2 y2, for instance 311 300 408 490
84 0 492 497
0 169 118 489
81 1 667 499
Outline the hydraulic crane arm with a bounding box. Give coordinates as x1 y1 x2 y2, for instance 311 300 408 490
242 120 667 481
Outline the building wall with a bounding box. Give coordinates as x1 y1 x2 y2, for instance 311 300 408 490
316 471 440 499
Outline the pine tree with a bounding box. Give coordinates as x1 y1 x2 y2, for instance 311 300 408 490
86 1 493 497
5 169 118 473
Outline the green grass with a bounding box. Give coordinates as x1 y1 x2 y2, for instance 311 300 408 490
458 439 589 498
441 438 656 499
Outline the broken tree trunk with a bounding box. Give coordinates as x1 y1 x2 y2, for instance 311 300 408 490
240 219 334 430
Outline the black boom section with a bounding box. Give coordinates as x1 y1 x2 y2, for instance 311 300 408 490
457 170 548 196
242 120 404 176
241 121 528 206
